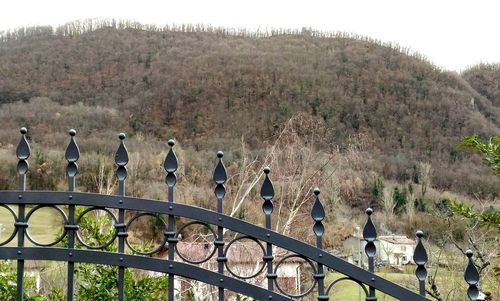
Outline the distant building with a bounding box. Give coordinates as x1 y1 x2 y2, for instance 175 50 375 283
342 234 416 266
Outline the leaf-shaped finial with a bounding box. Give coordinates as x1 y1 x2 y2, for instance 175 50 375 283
260 167 274 200
213 151 227 185
115 133 129 181
464 250 480 300
164 139 178 188
65 129 80 177
363 208 377 258
16 127 31 175
163 139 178 173
260 167 274 215
311 187 325 239
413 231 428 268
311 188 325 222
16 127 31 160
414 230 428 296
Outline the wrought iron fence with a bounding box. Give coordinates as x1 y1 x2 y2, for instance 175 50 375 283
0 127 483 301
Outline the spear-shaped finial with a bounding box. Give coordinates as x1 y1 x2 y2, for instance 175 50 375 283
261 167 274 216
164 139 178 188
464 250 480 301
16 127 31 190
414 230 428 296
115 133 129 195
65 129 80 191
311 187 325 246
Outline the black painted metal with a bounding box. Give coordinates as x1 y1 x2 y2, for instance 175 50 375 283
414 230 428 297
464 250 480 301
261 167 276 292
0 128 481 300
115 133 128 301
0 191 429 300
363 208 377 301
15 127 30 301
311 188 328 301
214 151 227 301
65 129 79 301
0 247 294 301
164 139 177 301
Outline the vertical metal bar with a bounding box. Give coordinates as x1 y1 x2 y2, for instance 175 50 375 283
311 188 328 301
464 250 480 301
164 140 178 301
363 208 377 301
65 129 80 301
115 133 129 301
413 230 428 297
213 151 227 301
260 167 276 291
16 127 30 301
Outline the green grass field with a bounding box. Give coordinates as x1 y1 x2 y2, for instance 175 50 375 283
0 205 65 246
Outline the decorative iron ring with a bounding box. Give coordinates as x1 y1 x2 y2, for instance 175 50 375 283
25 205 68 247
326 276 368 297
125 212 167 255
174 221 217 264
0 204 18 246
273 254 318 298
76 207 118 250
224 235 267 280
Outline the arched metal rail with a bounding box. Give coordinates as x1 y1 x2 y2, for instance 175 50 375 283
0 191 426 301
0 246 293 301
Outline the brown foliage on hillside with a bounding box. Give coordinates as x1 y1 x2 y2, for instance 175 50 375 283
0 21 499 198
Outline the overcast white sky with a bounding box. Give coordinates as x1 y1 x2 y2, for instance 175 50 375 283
1 0 499 71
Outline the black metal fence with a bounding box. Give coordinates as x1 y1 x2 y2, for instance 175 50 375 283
0 128 482 301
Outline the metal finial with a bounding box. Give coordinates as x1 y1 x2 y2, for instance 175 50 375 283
260 167 274 215
311 187 327 301
213 151 227 201
164 140 178 173
65 129 80 178
16 127 30 161
16 127 31 176
363 207 377 299
164 139 178 187
464 250 480 301
115 133 129 181
213 151 227 185
311 187 325 238
363 208 377 260
414 230 428 296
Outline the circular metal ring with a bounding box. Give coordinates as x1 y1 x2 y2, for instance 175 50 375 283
76 207 118 250
0 204 18 246
274 254 317 298
224 236 266 280
25 205 68 247
174 221 217 264
326 276 368 297
125 212 167 255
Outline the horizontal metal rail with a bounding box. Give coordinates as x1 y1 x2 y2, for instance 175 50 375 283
0 247 292 301
0 191 428 301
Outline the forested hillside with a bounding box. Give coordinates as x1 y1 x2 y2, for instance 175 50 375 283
0 20 498 235
0 21 498 199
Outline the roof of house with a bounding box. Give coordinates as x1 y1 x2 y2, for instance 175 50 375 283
344 234 415 245
378 235 415 245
